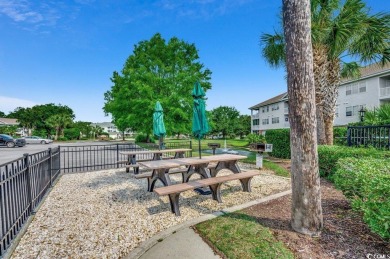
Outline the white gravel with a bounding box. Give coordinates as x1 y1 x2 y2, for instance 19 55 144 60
11 163 291 259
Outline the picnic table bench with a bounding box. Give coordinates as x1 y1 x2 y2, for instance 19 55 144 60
154 170 260 216
119 148 191 173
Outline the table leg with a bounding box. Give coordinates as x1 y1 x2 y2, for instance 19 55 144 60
210 160 241 177
149 168 172 192
130 155 138 174
182 163 210 182
174 151 185 158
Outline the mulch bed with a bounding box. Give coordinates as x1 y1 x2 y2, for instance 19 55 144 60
242 178 390 258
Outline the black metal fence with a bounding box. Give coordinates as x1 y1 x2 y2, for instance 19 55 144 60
0 147 60 256
60 141 192 173
347 125 390 150
0 141 192 256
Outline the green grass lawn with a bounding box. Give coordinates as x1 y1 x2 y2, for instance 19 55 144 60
195 212 294 259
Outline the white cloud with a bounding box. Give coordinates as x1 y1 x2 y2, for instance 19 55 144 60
0 96 37 114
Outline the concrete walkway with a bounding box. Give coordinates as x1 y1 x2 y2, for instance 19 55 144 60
139 227 221 259
126 189 292 259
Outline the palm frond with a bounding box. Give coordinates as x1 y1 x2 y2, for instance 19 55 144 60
259 32 286 68
340 61 361 79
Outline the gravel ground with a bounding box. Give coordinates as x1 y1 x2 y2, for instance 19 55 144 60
12 163 291 258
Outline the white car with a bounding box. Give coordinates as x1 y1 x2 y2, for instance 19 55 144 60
23 136 53 144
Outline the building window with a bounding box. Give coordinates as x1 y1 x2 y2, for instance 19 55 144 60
359 82 366 93
262 119 269 125
346 81 366 95
346 106 352 116
252 119 259 126
335 106 339 118
271 104 279 111
346 85 351 95
346 105 365 117
272 117 279 124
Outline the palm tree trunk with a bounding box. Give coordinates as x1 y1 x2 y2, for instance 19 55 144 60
322 59 341 145
283 0 323 236
313 45 328 145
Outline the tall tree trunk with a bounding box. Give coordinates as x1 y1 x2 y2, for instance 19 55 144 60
283 0 323 236
322 59 341 145
313 45 328 145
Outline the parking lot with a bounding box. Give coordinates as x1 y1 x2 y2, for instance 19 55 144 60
0 141 120 165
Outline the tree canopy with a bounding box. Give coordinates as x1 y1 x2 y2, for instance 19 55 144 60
209 106 240 139
104 33 212 138
8 104 75 137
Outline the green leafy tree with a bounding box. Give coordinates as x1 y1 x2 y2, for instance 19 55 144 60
46 114 74 140
210 106 240 139
72 121 93 139
0 111 6 117
8 104 75 137
103 33 212 140
0 125 18 135
261 0 390 145
235 115 251 139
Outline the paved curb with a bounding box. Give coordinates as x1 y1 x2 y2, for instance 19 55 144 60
125 189 292 259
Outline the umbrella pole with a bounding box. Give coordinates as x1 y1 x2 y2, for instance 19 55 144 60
198 139 201 159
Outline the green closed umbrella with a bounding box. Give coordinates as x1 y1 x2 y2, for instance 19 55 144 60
192 82 209 158
153 101 166 150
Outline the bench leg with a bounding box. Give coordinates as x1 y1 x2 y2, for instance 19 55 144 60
240 177 253 192
209 183 223 203
168 193 181 216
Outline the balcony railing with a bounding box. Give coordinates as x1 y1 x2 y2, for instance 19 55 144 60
380 87 390 97
284 108 289 114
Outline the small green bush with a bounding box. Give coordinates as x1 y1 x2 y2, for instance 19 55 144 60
246 133 266 144
64 128 80 140
333 126 347 146
318 145 390 178
265 129 291 159
57 136 68 141
135 133 155 143
334 157 390 240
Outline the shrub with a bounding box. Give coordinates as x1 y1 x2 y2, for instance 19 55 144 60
57 136 68 141
334 157 390 240
246 133 266 144
64 128 80 140
265 129 291 159
318 145 390 178
333 126 347 146
135 133 155 143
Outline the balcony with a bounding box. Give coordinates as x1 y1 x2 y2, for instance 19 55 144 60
284 108 289 114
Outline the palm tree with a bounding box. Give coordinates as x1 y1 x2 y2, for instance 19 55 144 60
283 0 323 236
261 0 390 145
46 114 73 140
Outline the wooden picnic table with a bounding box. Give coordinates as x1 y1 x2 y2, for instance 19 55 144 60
119 148 191 173
138 154 247 192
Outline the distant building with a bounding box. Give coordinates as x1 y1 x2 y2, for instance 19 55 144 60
249 93 289 134
92 122 133 139
249 63 390 133
0 118 26 136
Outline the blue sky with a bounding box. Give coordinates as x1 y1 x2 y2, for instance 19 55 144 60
0 0 388 122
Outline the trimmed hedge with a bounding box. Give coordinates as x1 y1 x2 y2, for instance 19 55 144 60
334 157 390 240
265 129 291 159
318 145 390 178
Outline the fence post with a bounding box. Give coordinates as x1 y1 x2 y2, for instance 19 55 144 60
116 144 119 168
347 127 351 147
48 148 52 187
189 140 192 157
23 153 33 215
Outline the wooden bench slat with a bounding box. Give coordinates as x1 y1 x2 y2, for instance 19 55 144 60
134 167 187 179
125 164 140 168
117 160 128 164
154 170 260 196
